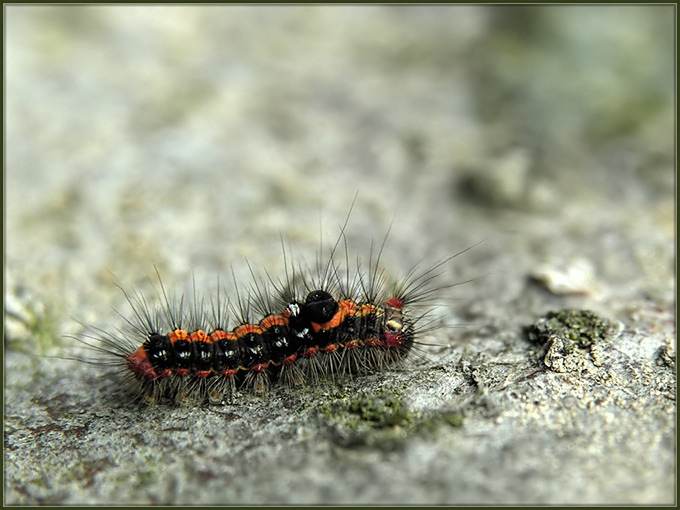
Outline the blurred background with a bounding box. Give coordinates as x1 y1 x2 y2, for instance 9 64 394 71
6 5 674 321
4 5 675 505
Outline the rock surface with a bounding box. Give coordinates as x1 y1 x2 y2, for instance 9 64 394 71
5 5 675 505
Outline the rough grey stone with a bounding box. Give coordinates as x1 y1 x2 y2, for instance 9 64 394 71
5 5 675 505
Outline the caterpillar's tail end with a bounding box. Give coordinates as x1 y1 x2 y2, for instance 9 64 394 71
126 346 159 381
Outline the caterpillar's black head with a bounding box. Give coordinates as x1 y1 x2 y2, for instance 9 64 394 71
303 290 339 324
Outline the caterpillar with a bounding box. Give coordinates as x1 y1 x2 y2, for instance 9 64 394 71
71 216 479 406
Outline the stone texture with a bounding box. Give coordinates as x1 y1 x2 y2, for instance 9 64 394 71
5 5 675 505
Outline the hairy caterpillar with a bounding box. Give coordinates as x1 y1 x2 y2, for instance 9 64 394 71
71 213 479 405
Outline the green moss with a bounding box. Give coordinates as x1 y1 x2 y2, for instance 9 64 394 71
529 309 618 353
414 411 464 433
346 394 412 428
318 391 464 448
441 412 464 428
527 309 622 372
134 469 157 488
30 475 48 489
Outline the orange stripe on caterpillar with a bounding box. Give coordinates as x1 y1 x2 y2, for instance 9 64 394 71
209 330 237 342
259 315 288 329
310 300 356 333
189 330 208 342
234 324 263 338
168 329 188 342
